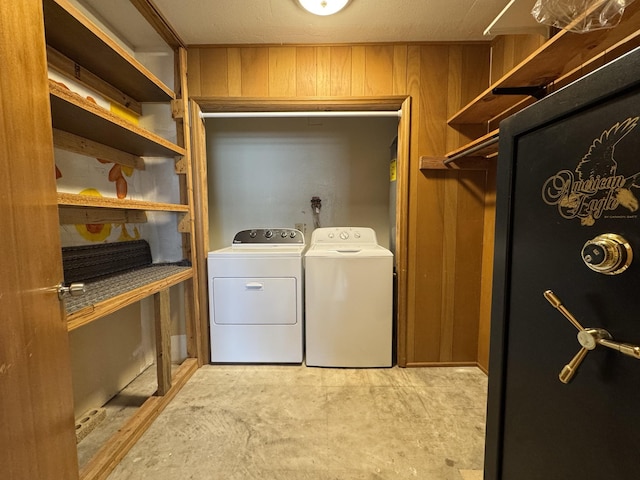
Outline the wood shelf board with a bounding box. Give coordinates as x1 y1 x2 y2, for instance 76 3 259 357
449 1 640 124
78 358 198 480
57 192 189 212
43 0 174 102
50 81 185 157
66 265 193 331
445 129 499 158
420 156 491 171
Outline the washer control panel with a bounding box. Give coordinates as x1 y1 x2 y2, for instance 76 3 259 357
232 228 304 245
310 227 377 245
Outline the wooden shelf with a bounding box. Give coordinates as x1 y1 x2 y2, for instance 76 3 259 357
50 80 185 158
449 0 640 125
66 265 193 331
420 129 498 170
57 192 189 212
43 0 174 103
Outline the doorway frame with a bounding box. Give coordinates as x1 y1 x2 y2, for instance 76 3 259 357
191 95 412 365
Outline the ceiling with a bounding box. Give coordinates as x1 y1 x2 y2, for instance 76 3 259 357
80 0 543 50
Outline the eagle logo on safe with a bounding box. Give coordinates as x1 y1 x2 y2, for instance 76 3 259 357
542 116 640 226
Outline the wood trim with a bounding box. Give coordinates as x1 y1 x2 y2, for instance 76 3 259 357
395 96 411 367
66 268 193 331
154 289 172 396
79 358 198 480
53 129 145 170
193 96 407 112
57 192 189 212
189 99 210 366
129 0 187 49
405 361 480 368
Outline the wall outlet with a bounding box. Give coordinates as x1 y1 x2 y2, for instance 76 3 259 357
295 223 307 236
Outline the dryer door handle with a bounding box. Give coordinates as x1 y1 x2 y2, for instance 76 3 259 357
335 249 362 254
245 282 264 290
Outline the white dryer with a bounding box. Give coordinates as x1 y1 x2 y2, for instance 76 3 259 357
207 228 305 363
305 227 393 367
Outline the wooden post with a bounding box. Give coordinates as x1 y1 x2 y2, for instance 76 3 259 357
154 288 172 395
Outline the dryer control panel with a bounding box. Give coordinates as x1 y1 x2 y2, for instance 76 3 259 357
232 228 304 245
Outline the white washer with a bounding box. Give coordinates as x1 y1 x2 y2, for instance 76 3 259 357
207 228 305 363
305 227 393 367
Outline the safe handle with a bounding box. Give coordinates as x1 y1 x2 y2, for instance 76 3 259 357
543 290 640 384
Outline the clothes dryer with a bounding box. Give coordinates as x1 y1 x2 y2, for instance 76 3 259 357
208 228 305 363
305 227 393 367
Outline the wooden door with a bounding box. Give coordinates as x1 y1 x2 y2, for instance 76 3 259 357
486 48 640 480
0 1 79 478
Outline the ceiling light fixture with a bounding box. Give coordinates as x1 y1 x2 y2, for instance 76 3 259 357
297 0 351 16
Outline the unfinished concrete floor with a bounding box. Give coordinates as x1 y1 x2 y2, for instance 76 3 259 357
97 365 487 479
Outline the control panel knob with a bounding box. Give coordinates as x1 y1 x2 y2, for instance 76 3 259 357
265 230 273 239
339 231 349 240
281 231 288 238
290 231 297 238
581 233 632 275
249 231 257 238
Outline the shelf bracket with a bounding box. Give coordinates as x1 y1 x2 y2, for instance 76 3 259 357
492 85 547 100
178 212 191 233
171 99 185 119
174 156 187 174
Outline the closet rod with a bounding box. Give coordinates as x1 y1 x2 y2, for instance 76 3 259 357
442 135 499 165
201 110 401 119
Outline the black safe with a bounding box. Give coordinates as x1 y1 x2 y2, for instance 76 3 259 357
485 46 640 480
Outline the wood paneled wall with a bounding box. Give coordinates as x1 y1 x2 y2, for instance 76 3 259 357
187 43 491 366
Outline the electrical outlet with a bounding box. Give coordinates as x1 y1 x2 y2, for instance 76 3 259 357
295 223 307 235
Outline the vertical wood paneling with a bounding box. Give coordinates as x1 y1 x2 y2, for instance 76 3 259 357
188 42 494 368
316 46 331 96
413 45 451 363
296 47 317 96
199 48 228 96
452 171 486 361
440 173 459 361
351 45 366 96
240 47 269 96
269 47 296 96
186 48 201 96
364 45 394 95
227 48 242 96
393 45 408 95
330 46 351 96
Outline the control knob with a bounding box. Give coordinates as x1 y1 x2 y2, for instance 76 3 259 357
265 230 273 239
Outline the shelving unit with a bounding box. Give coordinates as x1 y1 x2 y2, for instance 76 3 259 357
422 1 640 172
449 0 640 126
41 0 201 478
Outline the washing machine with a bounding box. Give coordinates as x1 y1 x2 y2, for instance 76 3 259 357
207 228 305 363
305 227 393 367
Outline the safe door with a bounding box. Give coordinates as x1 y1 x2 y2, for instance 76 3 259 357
485 47 640 480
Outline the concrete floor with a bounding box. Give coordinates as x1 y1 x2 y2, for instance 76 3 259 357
84 365 487 480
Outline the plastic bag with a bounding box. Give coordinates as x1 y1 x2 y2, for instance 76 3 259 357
531 0 636 33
